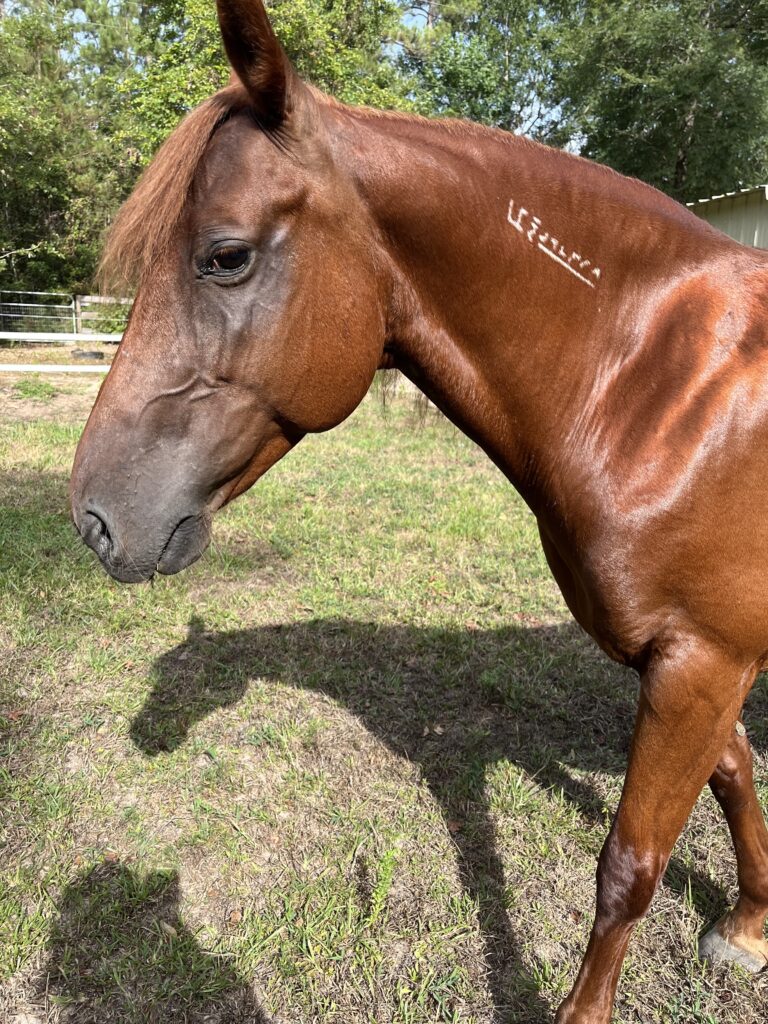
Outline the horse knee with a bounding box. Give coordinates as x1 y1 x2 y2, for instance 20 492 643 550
596 830 666 926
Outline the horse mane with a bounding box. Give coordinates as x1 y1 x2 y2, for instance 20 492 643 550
99 83 250 294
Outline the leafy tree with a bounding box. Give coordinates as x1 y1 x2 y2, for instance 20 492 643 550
112 0 228 158
272 0 413 107
0 1 160 290
7 0 768 293
0 3 72 287
545 0 768 200
120 0 418 159
397 1 552 131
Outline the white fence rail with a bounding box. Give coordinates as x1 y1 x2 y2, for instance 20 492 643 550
0 363 110 374
0 290 130 340
0 331 122 344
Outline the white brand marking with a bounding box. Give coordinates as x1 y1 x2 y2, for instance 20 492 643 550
537 243 596 287
507 199 602 288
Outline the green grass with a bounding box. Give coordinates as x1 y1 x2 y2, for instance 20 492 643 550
1 384 767 1022
11 375 58 401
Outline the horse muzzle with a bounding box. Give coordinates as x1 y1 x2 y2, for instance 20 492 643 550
75 504 211 583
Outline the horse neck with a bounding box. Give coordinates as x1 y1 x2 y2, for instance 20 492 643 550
328 103 725 514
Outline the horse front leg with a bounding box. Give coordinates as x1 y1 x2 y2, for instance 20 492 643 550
699 715 768 970
555 641 750 1024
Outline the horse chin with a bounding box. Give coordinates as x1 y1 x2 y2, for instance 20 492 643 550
155 514 211 576
101 558 157 585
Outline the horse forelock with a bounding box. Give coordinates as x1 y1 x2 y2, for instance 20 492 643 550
98 83 251 295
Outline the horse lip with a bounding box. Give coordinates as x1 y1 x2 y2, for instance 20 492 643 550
156 514 211 575
95 540 156 583
104 559 155 584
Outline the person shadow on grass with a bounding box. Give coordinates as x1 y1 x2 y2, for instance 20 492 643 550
34 862 271 1024
131 616 765 1023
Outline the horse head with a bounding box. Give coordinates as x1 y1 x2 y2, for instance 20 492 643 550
70 0 390 581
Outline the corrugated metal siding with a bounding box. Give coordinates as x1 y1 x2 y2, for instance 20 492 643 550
689 188 768 248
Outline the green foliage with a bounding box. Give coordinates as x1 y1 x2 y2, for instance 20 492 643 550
0 1 419 291
545 0 768 200
0 3 77 288
398 1 552 131
271 0 414 109
114 0 229 158
119 0 417 157
0 1 156 291
401 0 768 198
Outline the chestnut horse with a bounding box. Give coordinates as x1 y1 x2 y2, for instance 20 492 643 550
70 0 768 1019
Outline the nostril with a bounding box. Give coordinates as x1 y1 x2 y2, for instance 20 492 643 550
81 509 112 552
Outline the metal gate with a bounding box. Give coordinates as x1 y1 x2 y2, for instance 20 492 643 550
0 289 77 333
0 290 130 342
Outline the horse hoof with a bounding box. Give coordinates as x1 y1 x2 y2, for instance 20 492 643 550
699 918 768 973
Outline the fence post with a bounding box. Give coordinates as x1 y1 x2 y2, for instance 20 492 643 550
74 294 82 335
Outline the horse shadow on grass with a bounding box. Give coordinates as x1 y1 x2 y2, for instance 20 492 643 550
34 862 270 1023
131 617 766 1023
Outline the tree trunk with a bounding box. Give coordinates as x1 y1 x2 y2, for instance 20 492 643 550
673 100 698 198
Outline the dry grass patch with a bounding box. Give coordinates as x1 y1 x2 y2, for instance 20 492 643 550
0 342 116 365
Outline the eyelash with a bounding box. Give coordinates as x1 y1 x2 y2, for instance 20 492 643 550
202 246 251 276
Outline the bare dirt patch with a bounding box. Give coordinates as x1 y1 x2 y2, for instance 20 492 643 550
0 342 113 423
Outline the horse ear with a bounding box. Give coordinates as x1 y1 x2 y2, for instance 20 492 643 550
215 0 299 130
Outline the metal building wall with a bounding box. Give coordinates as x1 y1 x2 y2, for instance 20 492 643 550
688 187 768 248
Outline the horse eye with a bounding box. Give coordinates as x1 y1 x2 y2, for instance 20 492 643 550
206 246 251 275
